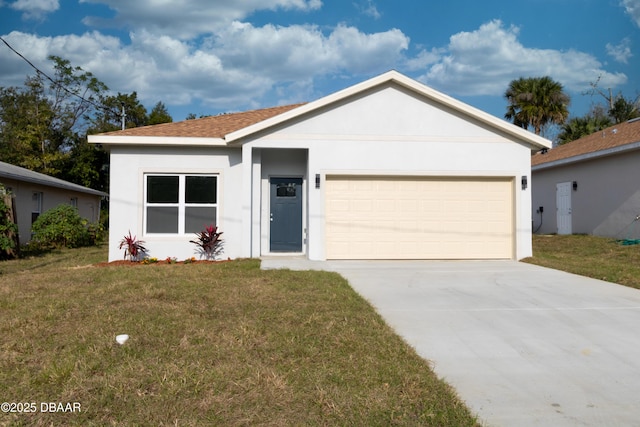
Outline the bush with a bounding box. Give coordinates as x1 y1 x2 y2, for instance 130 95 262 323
118 230 147 261
31 204 97 249
0 187 18 259
189 224 224 260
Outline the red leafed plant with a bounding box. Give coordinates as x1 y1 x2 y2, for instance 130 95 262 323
119 230 147 261
190 224 224 260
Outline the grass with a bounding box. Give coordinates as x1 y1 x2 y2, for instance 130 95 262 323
0 245 478 426
524 234 640 289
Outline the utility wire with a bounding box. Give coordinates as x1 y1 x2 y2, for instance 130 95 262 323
0 35 122 119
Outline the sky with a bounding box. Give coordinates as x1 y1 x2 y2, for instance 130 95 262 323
0 0 639 129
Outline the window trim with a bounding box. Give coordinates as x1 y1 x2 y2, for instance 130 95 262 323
144 173 219 236
31 191 43 225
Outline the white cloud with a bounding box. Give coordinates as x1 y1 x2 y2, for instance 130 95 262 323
79 0 323 39
0 20 408 111
606 38 633 64
1 9 628 118
405 48 444 71
9 0 58 20
0 30 123 87
621 0 640 27
203 22 408 99
326 25 408 73
356 0 381 19
419 20 627 97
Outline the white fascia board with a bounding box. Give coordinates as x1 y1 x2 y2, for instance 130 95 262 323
225 70 552 150
532 141 640 172
88 135 227 146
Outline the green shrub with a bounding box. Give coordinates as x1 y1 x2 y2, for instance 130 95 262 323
31 204 96 249
0 188 19 259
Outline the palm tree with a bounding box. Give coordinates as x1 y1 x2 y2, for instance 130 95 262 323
557 114 612 145
504 76 570 135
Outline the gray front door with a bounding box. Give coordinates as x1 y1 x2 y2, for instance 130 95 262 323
270 177 303 252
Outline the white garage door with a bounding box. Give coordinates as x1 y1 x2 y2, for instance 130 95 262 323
325 176 514 259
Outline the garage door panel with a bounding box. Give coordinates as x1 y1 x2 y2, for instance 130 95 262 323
325 176 513 259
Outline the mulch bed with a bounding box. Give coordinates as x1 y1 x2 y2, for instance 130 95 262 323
94 259 230 267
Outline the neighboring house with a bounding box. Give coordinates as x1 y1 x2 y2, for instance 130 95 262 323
0 161 107 244
531 118 640 238
89 71 550 262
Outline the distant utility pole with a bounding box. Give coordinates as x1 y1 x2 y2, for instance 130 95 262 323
120 102 126 130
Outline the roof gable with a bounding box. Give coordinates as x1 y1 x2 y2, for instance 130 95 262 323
532 119 640 169
250 83 523 143
89 71 551 151
226 71 551 150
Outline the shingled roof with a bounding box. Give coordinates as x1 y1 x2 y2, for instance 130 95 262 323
98 103 306 138
532 118 640 168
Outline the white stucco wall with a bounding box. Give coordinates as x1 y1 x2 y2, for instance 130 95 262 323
107 146 243 262
243 84 534 260
107 83 537 262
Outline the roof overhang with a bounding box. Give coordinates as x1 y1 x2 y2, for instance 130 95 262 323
532 140 640 172
0 171 107 197
225 70 552 151
88 135 227 147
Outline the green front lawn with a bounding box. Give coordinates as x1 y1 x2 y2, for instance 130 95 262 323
0 245 477 426
524 234 640 289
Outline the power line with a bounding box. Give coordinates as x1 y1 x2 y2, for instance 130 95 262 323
0 35 122 120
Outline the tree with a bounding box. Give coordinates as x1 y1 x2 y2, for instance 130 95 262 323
0 56 174 196
185 113 212 120
584 75 639 124
557 111 612 145
47 56 108 138
148 101 173 125
0 56 109 176
58 136 109 191
90 92 148 132
0 80 57 172
609 96 639 123
79 92 151 192
504 76 570 135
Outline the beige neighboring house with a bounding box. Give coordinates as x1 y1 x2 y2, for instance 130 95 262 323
531 118 640 238
0 161 107 244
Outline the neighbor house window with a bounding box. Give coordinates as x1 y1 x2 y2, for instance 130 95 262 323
70 197 78 208
145 174 218 234
31 192 43 224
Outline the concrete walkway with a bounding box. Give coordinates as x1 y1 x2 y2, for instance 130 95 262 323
261 258 640 426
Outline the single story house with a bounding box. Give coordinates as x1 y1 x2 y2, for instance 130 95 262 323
532 118 640 238
89 70 551 262
0 161 107 244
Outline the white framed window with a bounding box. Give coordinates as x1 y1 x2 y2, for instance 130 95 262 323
70 197 78 208
144 174 218 234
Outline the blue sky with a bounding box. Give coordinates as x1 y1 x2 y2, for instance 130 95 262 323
1 0 639 133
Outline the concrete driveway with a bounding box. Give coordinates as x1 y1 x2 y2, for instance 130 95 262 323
261 258 640 426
